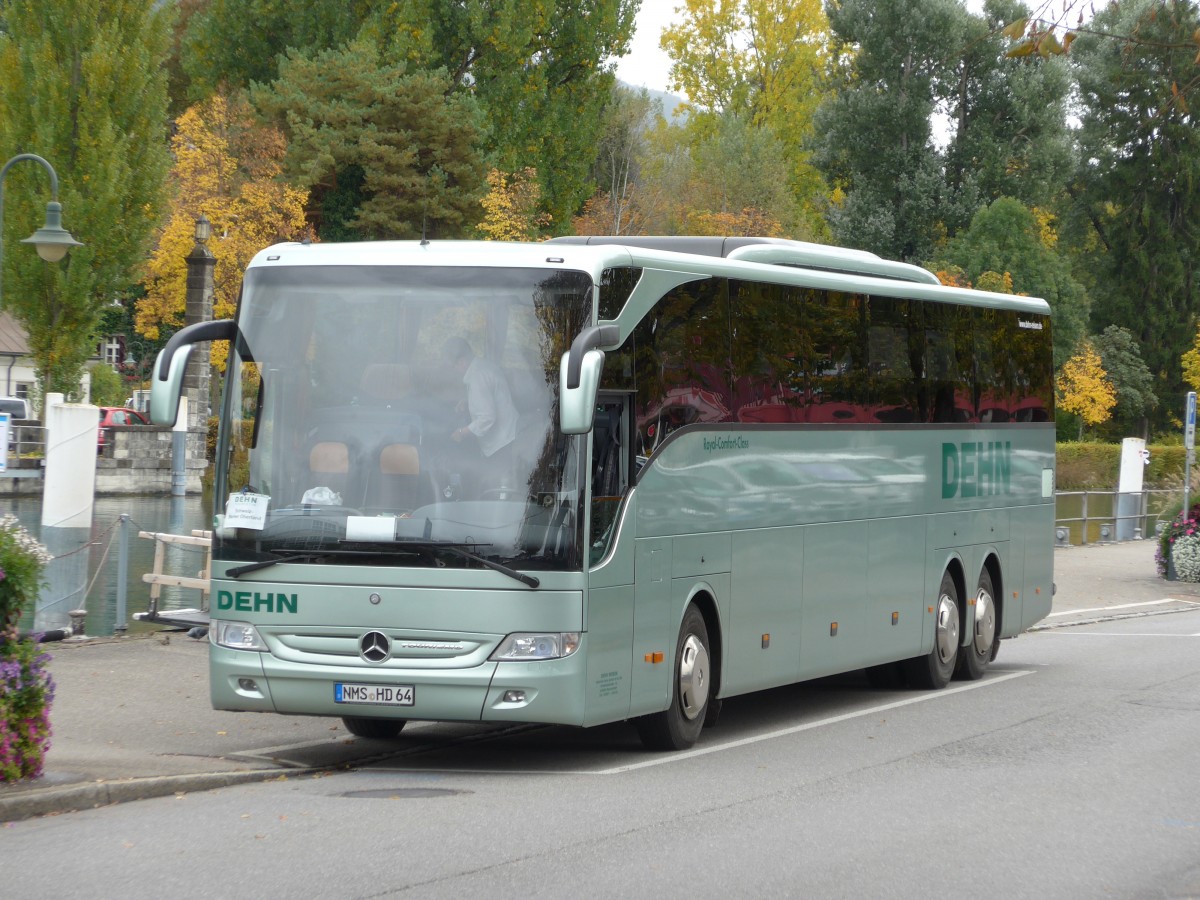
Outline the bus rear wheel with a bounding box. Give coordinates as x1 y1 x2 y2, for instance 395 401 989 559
635 604 711 751
955 569 997 680
341 716 407 739
903 572 960 689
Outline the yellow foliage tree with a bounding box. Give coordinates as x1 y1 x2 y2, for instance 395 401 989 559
1056 341 1117 438
660 0 831 234
683 207 784 238
138 93 309 367
974 271 1015 294
477 168 552 241
573 190 646 237
1182 325 1200 392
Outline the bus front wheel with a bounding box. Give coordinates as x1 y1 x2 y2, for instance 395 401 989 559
635 604 711 751
341 716 406 739
903 572 960 689
955 569 997 680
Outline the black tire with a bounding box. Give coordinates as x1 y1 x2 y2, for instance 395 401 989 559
341 716 407 739
635 604 712 751
902 571 960 690
955 569 998 680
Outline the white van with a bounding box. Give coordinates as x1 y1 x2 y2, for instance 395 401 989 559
0 397 31 420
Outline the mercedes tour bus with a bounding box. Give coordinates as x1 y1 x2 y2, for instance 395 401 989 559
150 235 1055 751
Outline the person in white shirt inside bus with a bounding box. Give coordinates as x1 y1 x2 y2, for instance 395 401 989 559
444 337 518 497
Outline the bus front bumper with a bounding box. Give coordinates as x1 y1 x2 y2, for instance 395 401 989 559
210 644 589 727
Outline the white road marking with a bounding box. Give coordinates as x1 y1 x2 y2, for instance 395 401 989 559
1037 631 1200 638
1047 598 1200 617
309 672 1035 777
591 669 1035 775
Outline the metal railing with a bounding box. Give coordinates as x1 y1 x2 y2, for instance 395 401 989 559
1054 488 1183 546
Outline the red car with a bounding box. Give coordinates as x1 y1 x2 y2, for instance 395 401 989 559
98 406 148 452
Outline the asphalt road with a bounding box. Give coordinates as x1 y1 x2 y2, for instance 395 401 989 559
5 603 1199 899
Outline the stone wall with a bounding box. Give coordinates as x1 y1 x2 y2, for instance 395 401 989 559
95 425 208 494
0 425 208 496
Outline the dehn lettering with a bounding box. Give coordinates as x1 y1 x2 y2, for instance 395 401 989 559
216 590 298 613
941 441 1011 499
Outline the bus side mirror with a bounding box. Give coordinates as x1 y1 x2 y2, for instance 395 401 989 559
149 318 237 426
149 345 191 425
559 349 604 434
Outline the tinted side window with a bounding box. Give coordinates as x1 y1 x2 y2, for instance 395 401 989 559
633 278 732 452
599 267 642 320
730 279 805 423
805 290 868 422
867 296 924 423
924 301 973 423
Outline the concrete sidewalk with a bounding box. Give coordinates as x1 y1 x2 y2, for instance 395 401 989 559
3 539 1198 822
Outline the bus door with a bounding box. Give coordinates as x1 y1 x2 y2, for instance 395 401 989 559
583 392 639 725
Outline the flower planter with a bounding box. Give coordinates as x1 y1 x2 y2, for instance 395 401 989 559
0 636 54 782
0 514 54 783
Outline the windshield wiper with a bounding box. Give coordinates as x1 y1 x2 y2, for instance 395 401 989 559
228 552 331 578
228 548 393 577
228 543 540 588
362 542 537 592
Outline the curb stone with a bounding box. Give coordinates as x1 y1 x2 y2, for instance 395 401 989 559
0 768 319 823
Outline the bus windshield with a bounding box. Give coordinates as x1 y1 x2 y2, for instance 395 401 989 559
215 264 593 572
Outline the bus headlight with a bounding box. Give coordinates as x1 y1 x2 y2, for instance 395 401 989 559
491 632 580 661
210 619 267 651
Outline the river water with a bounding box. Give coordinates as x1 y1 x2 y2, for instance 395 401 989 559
6 494 212 636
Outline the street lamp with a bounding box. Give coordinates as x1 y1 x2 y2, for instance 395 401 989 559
0 153 83 302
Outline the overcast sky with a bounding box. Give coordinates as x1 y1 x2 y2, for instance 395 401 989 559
612 0 1003 96
613 4 676 93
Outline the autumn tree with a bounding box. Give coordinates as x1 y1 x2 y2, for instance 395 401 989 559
477 169 552 242
1057 341 1117 439
660 0 831 236
636 111 797 237
0 0 173 398
253 43 485 241
137 93 309 362
578 86 657 236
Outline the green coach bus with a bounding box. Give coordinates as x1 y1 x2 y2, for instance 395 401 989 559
150 236 1055 751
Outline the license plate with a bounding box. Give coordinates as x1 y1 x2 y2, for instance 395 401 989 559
334 683 415 706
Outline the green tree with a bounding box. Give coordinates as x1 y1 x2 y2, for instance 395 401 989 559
813 0 969 262
1068 0 1200 421
935 197 1088 368
87 362 125 408
253 43 486 241
187 1 637 233
1092 324 1157 438
181 0 373 100
0 0 172 397
379 0 638 231
943 0 1075 232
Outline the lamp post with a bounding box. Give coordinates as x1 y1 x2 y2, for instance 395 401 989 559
0 153 83 304
175 214 215 495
